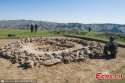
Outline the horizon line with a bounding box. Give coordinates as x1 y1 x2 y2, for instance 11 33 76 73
0 19 125 25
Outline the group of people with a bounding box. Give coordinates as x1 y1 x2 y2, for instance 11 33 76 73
30 24 38 33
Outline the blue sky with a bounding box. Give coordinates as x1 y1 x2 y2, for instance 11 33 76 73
0 0 125 24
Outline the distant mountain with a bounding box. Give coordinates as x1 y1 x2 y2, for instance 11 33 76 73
0 20 125 33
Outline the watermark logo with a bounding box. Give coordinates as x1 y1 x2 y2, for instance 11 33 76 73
96 72 123 80
0 79 37 83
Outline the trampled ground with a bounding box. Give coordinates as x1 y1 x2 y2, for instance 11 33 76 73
0 38 125 83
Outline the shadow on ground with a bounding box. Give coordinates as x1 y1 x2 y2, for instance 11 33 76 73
89 55 115 60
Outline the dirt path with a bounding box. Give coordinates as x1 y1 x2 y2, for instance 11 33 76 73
0 39 125 83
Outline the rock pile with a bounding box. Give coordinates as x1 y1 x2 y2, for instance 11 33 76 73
0 37 104 68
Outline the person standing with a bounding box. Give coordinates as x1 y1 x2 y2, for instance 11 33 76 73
34 24 38 32
30 24 34 33
89 27 91 32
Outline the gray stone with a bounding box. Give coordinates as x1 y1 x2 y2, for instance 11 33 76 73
35 56 40 60
41 58 61 66
25 60 34 68
83 47 91 55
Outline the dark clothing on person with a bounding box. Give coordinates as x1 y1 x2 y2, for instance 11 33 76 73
104 39 118 58
89 27 91 32
34 24 38 32
30 24 34 33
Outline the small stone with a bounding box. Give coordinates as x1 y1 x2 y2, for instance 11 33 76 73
25 60 34 68
35 56 40 60
83 47 91 55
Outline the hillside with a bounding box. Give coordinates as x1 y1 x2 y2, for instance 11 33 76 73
0 20 125 33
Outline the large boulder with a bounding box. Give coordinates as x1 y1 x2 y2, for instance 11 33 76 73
40 58 61 66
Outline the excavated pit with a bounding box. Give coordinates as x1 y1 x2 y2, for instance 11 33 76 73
0 37 104 68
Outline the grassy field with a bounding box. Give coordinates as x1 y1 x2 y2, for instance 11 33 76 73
0 29 62 38
0 29 124 44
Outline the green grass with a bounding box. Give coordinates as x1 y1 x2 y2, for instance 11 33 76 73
0 29 62 38
65 31 125 45
0 29 124 45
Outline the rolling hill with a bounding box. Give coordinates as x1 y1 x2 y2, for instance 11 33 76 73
0 20 125 33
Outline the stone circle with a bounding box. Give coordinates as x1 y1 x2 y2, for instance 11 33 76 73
0 37 104 68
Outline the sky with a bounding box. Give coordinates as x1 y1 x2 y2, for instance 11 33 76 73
0 0 125 24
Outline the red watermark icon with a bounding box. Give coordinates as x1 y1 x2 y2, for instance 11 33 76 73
96 72 123 79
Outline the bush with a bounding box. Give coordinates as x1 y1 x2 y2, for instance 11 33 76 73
8 34 16 37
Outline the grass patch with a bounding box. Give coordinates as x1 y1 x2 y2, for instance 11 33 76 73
65 31 125 45
0 29 62 38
